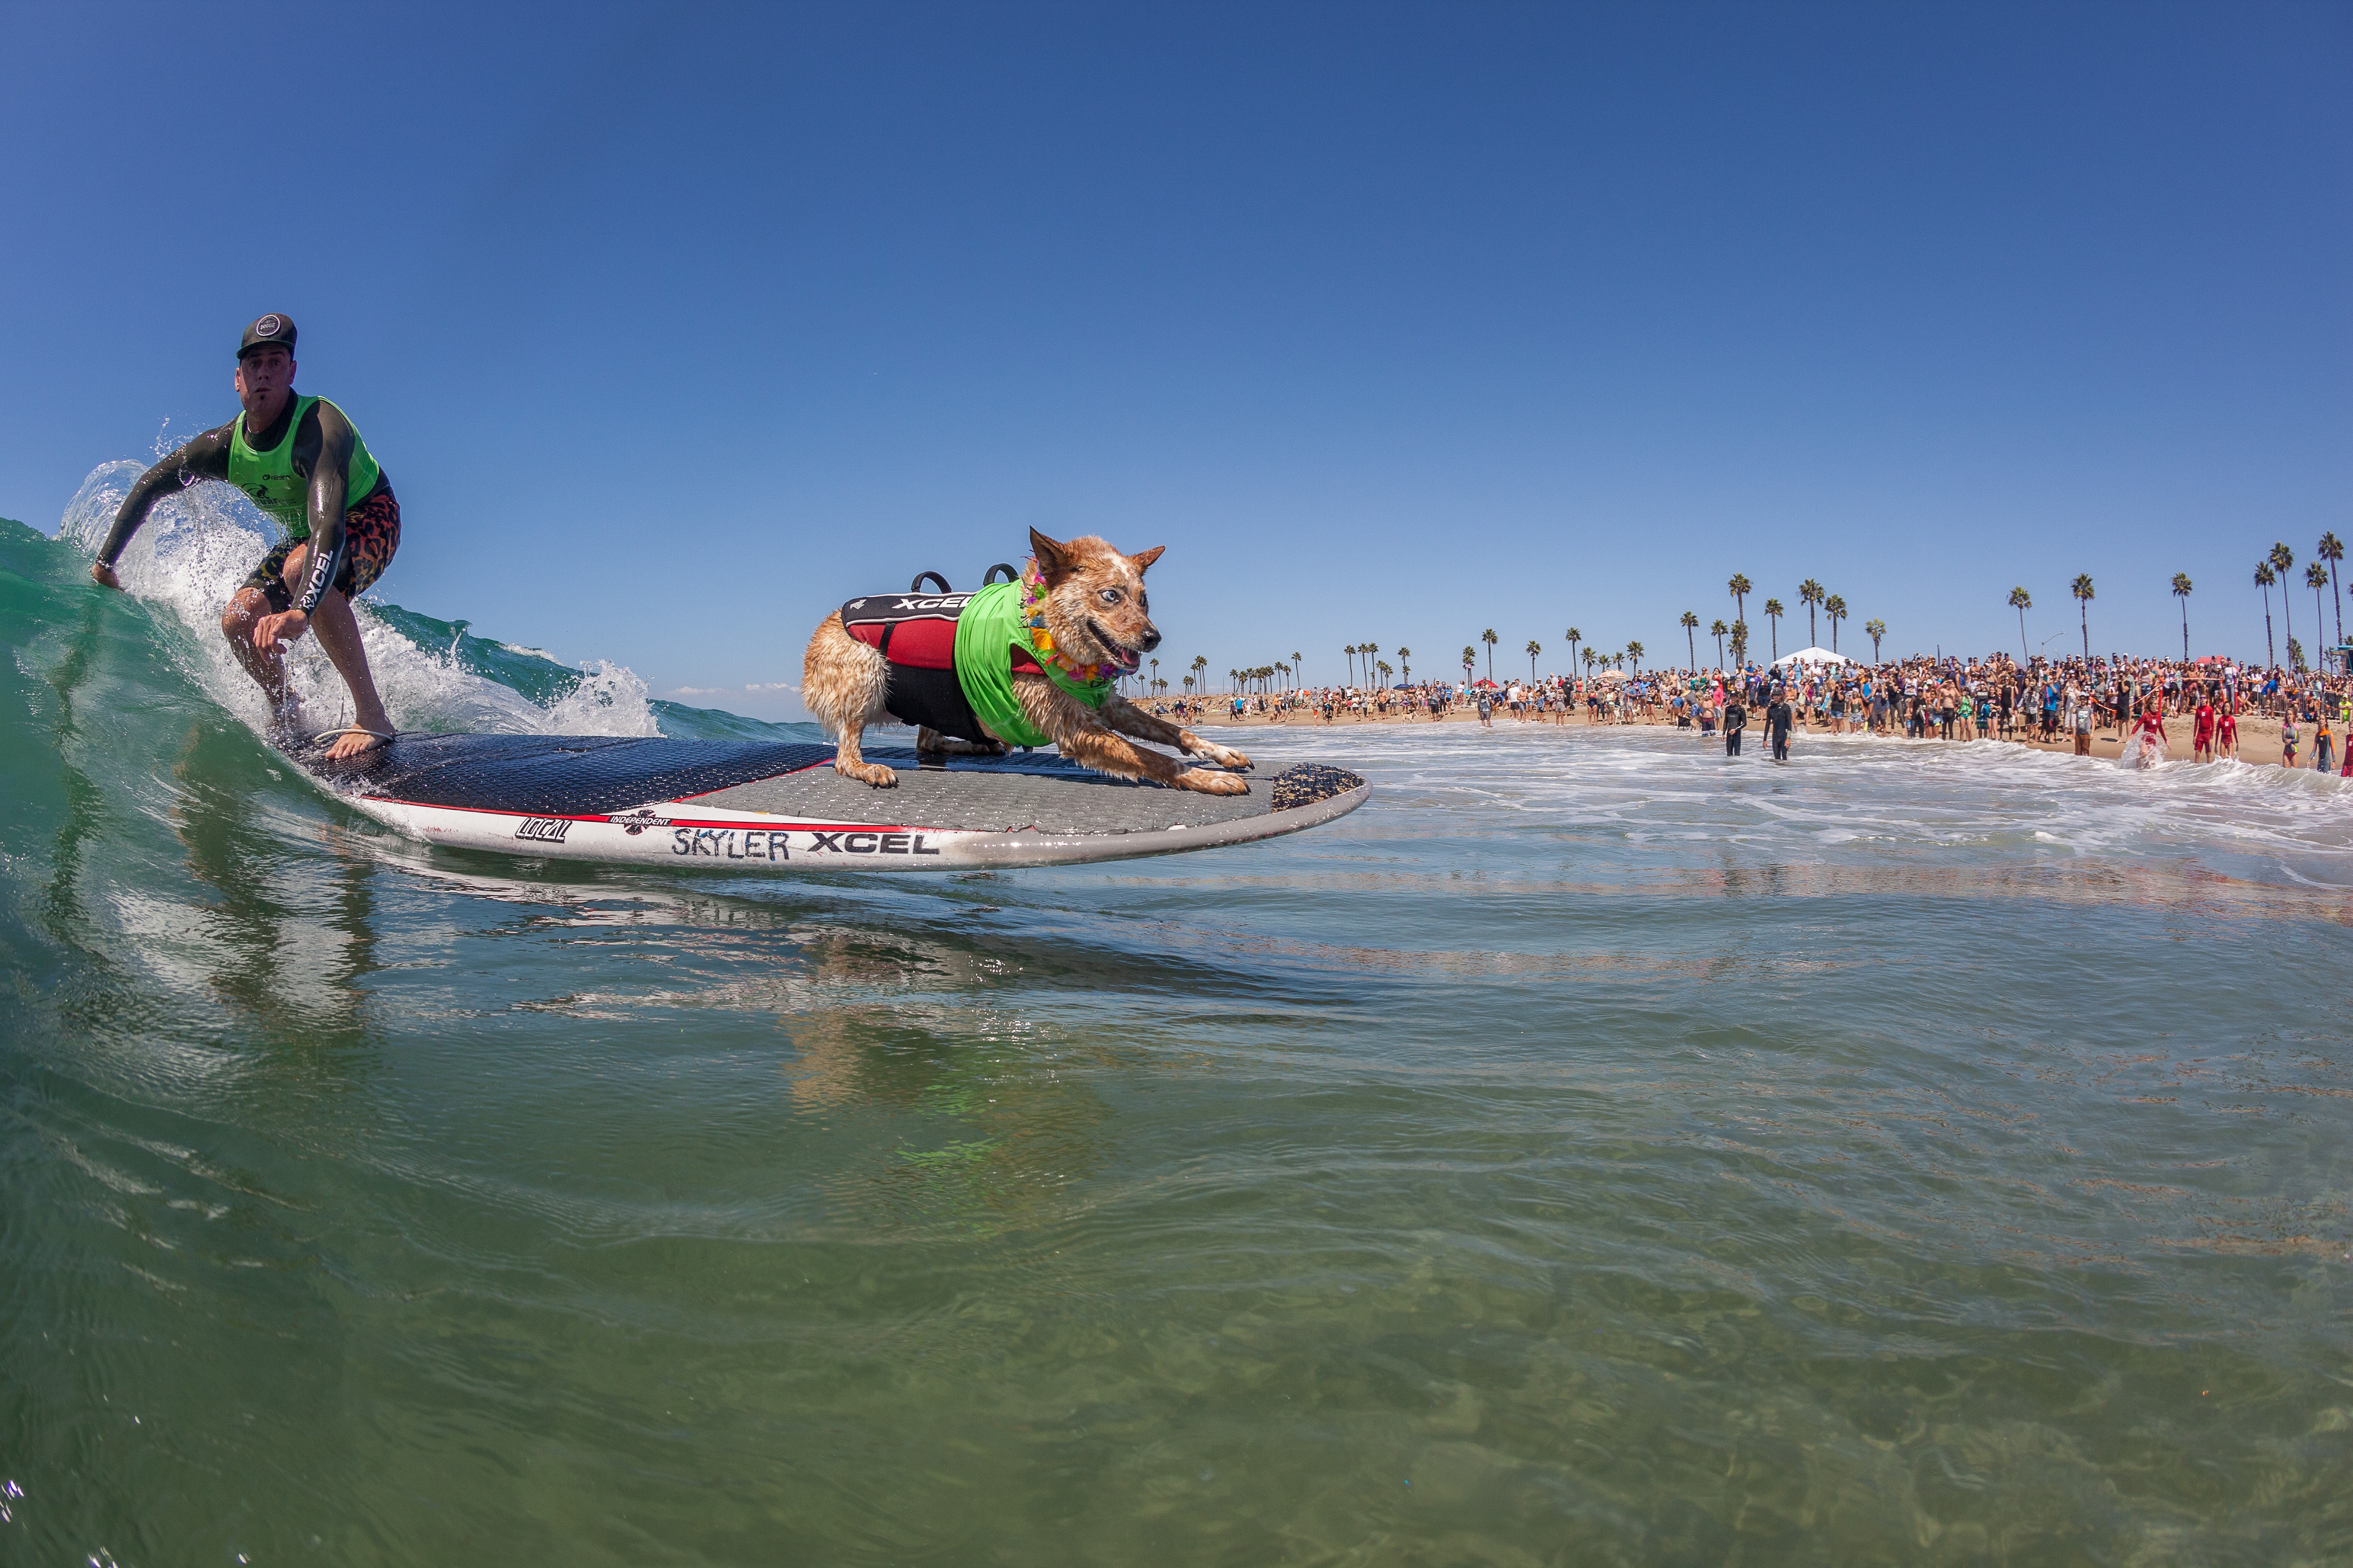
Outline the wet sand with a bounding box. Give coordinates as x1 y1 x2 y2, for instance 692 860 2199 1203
1176 701 2337 770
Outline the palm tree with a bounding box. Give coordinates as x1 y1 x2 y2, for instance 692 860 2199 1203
1564 628 1582 678
2319 533 2345 649
1729 619 1749 666
1728 573 1751 626
1364 643 1381 688
2170 573 2192 659
1481 628 1498 682
1182 675 1194 694
2255 562 2278 667
2007 586 2032 660
1865 618 1886 662
1149 656 1159 695
1461 645 1476 685
1762 599 1784 662
1343 644 1358 686
2307 562 2330 655
1525 639 1541 682
1626 639 1644 674
1679 610 1699 669
2070 573 2095 660
1192 654 1208 692
1397 646 1411 683
1582 647 1598 678
1798 579 1825 647
1292 652 1303 689
1823 593 1847 653
2271 543 2296 658
1709 617 1728 666
1376 660 1392 686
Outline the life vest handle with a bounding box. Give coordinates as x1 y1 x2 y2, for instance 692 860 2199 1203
982 562 1019 585
909 571 952 593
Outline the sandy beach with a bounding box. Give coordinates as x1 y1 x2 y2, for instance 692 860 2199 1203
1178 699 2329 770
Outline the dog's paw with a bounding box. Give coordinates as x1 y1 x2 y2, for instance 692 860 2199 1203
1201 745 1252 770
837 762 899 788
1176 768 1251 795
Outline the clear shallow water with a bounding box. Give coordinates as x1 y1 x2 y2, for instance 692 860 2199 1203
6 509 2353 1564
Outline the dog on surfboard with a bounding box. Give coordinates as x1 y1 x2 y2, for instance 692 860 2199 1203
802 528 1252 793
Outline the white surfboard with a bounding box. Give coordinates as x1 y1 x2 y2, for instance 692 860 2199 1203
297 734 1366 870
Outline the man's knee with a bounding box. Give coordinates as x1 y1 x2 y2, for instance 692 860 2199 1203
221 588 269 641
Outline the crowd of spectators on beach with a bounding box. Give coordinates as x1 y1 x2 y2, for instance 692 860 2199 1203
1143 651 2353 773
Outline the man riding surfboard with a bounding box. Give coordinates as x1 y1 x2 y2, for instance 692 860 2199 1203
91 313 401 760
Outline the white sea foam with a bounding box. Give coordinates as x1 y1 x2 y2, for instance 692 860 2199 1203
58 461 659 742
1217 716 2353 887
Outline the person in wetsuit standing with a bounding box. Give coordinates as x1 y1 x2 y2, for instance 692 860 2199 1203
1765 689 1795 761
91 315 400 760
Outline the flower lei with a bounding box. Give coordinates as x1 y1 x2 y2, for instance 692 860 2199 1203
1019 562 1112 685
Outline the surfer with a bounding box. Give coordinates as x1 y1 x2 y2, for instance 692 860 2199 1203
89 315 399 760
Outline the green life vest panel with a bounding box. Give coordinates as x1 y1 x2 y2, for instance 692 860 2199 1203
951 579 1112 748
225 395 381 539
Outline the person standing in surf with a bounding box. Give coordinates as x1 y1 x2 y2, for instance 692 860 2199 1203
1765 688 1794 762
90 314 399 760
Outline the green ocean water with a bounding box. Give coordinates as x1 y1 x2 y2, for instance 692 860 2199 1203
5 509 2352 1565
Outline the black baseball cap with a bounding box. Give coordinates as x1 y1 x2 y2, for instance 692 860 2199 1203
237 313 297 359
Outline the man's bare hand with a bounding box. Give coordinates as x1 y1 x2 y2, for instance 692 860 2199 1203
91 562 122 590
253 608 310 653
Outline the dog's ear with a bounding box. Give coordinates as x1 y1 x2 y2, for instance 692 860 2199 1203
1128 545 1165 574
1029 528 1076 584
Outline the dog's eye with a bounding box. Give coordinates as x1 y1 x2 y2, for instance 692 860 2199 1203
1098 589 1123 605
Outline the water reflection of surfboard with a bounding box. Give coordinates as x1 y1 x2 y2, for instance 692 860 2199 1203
293 733 1366 869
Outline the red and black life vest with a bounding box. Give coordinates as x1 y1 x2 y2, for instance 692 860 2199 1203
839 588 1045 746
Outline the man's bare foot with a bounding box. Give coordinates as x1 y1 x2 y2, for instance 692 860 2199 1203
319 728 394 761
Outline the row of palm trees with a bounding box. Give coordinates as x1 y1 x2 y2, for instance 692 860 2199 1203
1665 575 1888 670
1991 533 2345 672
1198 536 2349 696
2251 534 2344 670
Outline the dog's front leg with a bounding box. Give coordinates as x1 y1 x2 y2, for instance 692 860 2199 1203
1100 693 1251 772
1018 680 1247 795
1058 720 1249 795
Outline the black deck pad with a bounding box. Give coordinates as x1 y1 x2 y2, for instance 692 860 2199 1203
308 735 836 816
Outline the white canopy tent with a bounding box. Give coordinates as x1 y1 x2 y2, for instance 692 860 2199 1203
1772 647 1852 668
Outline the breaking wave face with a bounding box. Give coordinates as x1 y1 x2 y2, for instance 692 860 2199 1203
49 459 801 746
54 461 668 740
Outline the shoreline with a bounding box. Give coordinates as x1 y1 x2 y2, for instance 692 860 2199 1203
1179 701 2333 771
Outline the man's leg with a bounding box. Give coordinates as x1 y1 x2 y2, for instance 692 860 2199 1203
220 585 297 718
279 544 395 760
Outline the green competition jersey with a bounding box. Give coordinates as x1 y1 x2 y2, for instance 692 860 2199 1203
226 395 381 538
951 580 1112 749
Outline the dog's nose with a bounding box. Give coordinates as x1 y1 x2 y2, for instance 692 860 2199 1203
1139 624 1161 653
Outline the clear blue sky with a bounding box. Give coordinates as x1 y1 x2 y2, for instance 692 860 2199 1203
4 3 2346 711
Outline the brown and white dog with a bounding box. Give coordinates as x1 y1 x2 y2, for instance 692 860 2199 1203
801 528 1252 793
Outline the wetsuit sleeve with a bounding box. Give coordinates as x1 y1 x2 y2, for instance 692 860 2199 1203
94 426 234 565
294 402 356 615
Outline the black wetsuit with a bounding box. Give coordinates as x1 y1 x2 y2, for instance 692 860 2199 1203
1723 700 1745 756
1766 699 1794 760
96 398 393 615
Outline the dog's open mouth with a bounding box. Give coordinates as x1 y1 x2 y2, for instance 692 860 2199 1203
1085 620 1145 673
